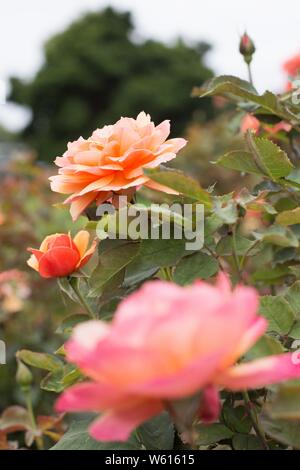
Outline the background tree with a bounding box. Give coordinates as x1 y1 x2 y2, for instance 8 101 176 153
9 7 214 161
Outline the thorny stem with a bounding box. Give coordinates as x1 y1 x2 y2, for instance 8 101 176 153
242 391 269 450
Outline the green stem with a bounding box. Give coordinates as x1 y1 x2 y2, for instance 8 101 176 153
242 391 269 450
247 62 254 86
240 239 260 271
69 278 97 318
25 389 44 450
160 267 173 281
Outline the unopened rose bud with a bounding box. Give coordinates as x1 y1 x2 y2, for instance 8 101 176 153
16 359 33 390
239 33 256 64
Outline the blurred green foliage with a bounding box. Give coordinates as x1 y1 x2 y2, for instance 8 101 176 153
9 7 214 162
0 156 84 415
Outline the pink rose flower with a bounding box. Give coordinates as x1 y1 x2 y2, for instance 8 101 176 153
56 274 300 442
50 112 187 220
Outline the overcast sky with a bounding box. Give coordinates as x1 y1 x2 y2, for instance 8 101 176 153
1 0 300 130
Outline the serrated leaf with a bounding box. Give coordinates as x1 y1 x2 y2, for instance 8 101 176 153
144 167 212 208
246 133 294 180
173 252 218 285
259 296 295 334
216 151 262 175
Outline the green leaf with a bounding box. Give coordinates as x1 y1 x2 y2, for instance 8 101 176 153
51 417 141 450
261 414 300 449
276 207 300 226
144 167 212 208
246 133 294 180
268 384 300 420
285 281 300 319
232 434 264 450
222 403 252 434
173 252 218 285
216 234 258 256
244 334 285 360
252 265 290 283
16 350 63 372
216 151 262 176
134 237 187 270
56 314 89 337
41 364 82 392
89 242 139 297
259 296 295 334
196 423 233 446
254 225 299 248
192 75 291 121
289 321 300 339
57 278 78 302
213 194 238 224
137 412 174 450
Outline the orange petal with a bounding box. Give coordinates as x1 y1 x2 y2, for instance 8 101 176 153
73 231 90 258
38 247 80 278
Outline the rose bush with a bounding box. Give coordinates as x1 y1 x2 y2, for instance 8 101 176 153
10 36 300 451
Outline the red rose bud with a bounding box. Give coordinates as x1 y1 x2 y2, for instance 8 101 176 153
27 231 97 278
239 33 255 64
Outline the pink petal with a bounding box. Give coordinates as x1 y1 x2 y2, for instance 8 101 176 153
198 385 220 423
89 400 163 442
55 382 132 412
217 353 300 391
129 350 225 398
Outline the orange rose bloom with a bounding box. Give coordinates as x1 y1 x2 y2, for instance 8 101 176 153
49 112 187 220
27 231 97 278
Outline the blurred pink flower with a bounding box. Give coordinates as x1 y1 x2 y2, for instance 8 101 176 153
240 113 291 136
50 112 187 220
283 53 300 90
240 114 260 134
56 274 300 442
